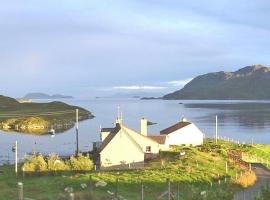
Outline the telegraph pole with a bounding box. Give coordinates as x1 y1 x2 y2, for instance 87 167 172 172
215 115 218 144
15 141 18 175
76 109 79 156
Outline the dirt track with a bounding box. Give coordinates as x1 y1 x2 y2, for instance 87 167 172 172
233 163 270 200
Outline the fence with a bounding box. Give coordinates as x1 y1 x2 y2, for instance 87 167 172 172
16 176 238 200
242 152 270 168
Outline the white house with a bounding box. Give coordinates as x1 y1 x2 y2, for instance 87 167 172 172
160 117 204 147
98 116 204 168
99 118 160 168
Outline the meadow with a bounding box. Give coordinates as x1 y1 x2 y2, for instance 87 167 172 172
1 139 269 200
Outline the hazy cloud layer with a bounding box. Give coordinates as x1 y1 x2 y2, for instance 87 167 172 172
0 0 269 97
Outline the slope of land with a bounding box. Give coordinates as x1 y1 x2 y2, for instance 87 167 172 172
0 95 93 134
163 64 270 100
24 93 73 99
1 139 269 200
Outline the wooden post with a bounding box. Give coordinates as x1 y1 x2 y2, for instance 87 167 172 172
215 115 218 144
69 193 75 200
89 175 93 194
75 109 79 156
141 181 144 200
22 167 25 179
167 178 171 200
18 182 23 200
115 178 119 199
225 161 228 173
249 163 252 171
15 141 18 175
177 182 180 200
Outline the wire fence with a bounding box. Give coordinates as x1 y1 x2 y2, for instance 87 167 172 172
16 176 239 200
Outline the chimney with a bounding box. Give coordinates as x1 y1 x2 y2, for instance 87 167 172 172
141 118 148 136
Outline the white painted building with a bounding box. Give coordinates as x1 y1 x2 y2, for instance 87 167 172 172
98 116 204 168
160 118 204 147
99 118 160 168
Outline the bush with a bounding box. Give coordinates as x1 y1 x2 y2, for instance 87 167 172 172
47 153 69 171
236 171 257 187
23 153 47 172
22 153 94 172
68 154 94 171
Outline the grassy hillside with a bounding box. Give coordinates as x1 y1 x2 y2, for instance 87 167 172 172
163 65 270 100
0 95 93 134
0 139 265 200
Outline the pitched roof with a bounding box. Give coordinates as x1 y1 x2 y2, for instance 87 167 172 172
160 122 191 135
99 124 121 152
147 135 166 144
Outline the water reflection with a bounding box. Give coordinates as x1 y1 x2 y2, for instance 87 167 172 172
185 102 270 130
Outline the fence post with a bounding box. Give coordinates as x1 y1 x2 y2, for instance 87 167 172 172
22 167 25 179
177 182 180 200
141 181 144 200
225 161 228 173
69 193 75 200
18 182 23 200
89 175 93 194
115 178 119 199
167 178 171 200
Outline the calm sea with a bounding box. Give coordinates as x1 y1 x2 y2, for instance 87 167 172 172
1 98 270 163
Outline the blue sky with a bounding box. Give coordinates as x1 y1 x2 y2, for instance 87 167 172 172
0 0 269 97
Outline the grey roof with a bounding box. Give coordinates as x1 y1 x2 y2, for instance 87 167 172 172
160 122 191 135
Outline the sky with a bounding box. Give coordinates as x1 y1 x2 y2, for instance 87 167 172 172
0 0 270 98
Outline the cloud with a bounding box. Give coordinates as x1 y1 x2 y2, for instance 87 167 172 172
167 78 193 87
112 85 167 90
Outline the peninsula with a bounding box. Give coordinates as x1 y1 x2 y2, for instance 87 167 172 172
0 95 93 134
163 64 270 100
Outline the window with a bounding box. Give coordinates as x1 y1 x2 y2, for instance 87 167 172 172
146 146 151 153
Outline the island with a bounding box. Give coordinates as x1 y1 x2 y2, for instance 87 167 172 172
0 95 93 134
24 93 73 99
163 64 270 100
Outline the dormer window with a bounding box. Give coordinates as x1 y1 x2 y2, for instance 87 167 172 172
146 146 151 153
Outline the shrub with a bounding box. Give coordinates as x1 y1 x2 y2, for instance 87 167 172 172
236 171 257 187
47 153 69 171
68 154 94 171
23 153 47 172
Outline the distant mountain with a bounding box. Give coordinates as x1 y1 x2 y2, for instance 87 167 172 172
24 93 73 99
163 64 270 100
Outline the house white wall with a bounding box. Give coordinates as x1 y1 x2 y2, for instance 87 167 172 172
122 126 160 154
165 124 203 146
100 129 144 167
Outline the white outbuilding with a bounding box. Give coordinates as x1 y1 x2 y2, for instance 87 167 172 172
160 117 204 147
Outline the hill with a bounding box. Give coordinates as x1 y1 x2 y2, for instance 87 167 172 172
163 64 270 100
0 95 93 134
24 93 73 99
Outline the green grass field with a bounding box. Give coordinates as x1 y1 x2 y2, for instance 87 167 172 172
2 139 266 200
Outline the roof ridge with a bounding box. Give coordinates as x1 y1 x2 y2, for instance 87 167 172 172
121 128 144 152
121 124 159 143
